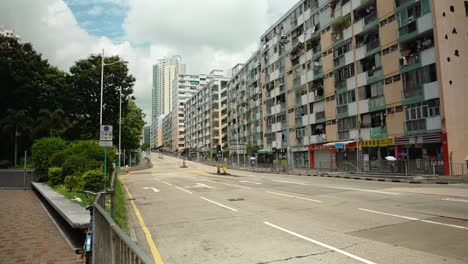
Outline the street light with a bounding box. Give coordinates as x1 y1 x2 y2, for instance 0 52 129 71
99 49 128 180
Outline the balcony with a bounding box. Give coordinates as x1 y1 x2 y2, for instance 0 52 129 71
365 39 380 56
295 117 303 127
293 77 301 88
335 79 347 92
368 96 386 112
311 134 327 144
338 130 350 140
402 87 424 104
333 56 345 69
405 119 427 136
336 105 348 119
363 11 378 28
370 126 387 139
315 111 326 123
398 12 432 43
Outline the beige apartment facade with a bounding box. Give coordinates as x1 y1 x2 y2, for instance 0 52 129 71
226 0 467 175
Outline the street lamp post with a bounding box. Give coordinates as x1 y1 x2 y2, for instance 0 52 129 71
99 49 128 184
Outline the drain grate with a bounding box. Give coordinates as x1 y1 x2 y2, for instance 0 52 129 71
227 198 245 202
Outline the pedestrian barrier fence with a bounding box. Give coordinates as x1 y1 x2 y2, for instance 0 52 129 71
93 192 154 264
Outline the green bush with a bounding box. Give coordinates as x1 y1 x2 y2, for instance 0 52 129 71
49 151 67 168
0 160 11 169
32 137 67 182
62 154 98 177
64 175 81 191
48 167 63 185
60 141 117 177
81 169 105 192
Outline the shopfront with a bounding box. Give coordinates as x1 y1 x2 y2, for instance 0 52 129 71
308 144 336 169
394 133 448 175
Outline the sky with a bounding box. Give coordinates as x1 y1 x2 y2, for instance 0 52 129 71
0 0 298 125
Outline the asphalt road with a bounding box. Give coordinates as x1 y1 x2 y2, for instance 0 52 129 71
122 154 468 264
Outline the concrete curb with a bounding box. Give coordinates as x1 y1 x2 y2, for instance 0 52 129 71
32 182 89 229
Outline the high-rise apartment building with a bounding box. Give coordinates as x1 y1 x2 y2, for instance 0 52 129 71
162 112 173 151
185 71 229 158
226 0 468 175
151 55 186 148
226 53 263 159
171 73 208 152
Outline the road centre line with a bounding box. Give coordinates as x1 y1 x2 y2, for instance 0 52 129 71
419 220 468 230
175 186 192 194
272 180 308 185
328 186 400 195
267 191 322 203
359 208 468 230
154 178 172 186
264 222 377 264
240 180 262 185
218 182 251 190
200 197 238 212
442 197 468 203
358 208 418 220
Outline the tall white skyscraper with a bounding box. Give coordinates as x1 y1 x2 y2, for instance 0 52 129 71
151 55 186 148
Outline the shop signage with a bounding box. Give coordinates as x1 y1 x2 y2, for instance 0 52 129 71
360 138 394 148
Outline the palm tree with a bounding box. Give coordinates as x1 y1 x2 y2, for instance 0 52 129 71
0 109 33 166
35 108 70 137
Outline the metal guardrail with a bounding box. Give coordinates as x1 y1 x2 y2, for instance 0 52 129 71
93 193 154 264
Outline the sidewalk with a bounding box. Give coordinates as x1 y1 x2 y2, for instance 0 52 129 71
0 190 79 264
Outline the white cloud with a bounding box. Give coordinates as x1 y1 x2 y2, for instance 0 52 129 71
87 5 103 16
0 0 298 124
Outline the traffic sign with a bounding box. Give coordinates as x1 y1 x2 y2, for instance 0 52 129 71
99 140 113 147
100 125 113 146
100 125 113 141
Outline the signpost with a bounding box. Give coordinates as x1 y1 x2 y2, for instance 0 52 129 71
99 125 113 184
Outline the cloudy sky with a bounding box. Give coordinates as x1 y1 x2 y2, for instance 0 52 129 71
1 0 298 124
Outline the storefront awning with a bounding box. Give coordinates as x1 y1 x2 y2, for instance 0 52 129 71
323 140 355 147
258 148 272 154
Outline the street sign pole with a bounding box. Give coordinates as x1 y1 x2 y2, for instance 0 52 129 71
104 146 107 187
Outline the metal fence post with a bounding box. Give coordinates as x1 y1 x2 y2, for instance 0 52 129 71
23 151 27 191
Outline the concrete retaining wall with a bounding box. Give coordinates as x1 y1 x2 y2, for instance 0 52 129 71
0 169 35 189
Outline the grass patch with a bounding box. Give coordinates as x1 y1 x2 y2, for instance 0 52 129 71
113 179 129 233
50 184 94 207
48 178 128 233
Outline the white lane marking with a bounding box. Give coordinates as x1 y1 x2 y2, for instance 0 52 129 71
240 180 262 185
219 182 251 190
267 191 295 198
359 208 419 220
143 187 160 193
359 208 468 230
264 222 377 264
200 197 238 212
175 186 192 194
153 178 172 186
195 183 214 189
295 196 323 203
442 197 468 203
329 186 399 195
267 191 322 203
420 220 468 230
272 180 307 185
247 174 258 177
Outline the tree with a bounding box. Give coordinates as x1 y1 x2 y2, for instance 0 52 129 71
35 108 70 137
121 100 145 151
0 109 34 166
67 55 135 141
0 36 70 163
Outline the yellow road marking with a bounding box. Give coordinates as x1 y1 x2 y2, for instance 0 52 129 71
122 181 164 264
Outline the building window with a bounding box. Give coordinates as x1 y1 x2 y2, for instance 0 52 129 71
465 1 468 16
337 116 357 131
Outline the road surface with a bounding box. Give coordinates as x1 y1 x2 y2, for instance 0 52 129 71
122 154 468 264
